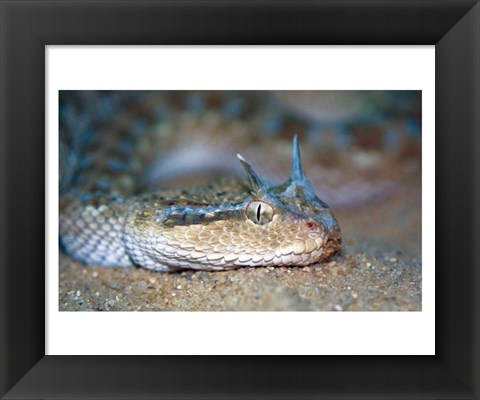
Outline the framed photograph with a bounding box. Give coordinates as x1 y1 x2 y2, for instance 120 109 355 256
1 1 479 399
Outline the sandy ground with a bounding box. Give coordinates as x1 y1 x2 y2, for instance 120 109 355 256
59 177 421 312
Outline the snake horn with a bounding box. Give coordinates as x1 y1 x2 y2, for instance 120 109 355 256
237 154 267 192
291 134 306 182
290 134 317 194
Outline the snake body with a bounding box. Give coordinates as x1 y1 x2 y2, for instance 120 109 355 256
59 91 420 271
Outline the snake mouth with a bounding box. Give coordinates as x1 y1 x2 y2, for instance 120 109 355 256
320 234 342 261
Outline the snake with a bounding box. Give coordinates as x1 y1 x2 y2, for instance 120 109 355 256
59 91 420 271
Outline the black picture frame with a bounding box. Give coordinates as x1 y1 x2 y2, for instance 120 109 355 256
1 1 479 399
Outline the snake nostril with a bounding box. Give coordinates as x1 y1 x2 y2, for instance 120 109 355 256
306 222 315 229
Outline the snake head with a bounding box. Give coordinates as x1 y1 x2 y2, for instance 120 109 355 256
126 135 341 271
232 135 341 267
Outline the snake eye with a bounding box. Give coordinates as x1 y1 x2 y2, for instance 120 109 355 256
246 201 274 225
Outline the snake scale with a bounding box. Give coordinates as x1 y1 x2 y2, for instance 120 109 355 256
59 91 420 271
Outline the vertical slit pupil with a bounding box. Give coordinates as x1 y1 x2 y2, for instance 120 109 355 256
256 204 262 222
